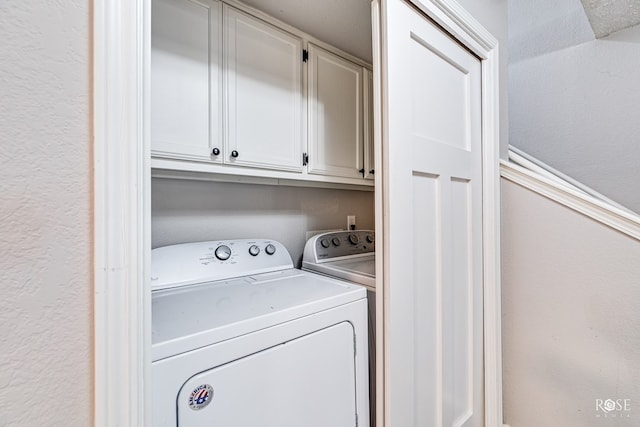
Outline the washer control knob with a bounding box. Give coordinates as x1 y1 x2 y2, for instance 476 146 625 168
215 245 232 261
348 234 360 245
265 244 276 255
320 238 330 248
332 237 341 246
366 234 374 243
248 245 260 256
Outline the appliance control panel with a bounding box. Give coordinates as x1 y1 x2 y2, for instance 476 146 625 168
304 230 375 262
151 239 293 291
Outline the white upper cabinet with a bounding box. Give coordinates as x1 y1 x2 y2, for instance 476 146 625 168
224 5 304 172
150 0 374 188
363 68 374 180
151 0 223 162
307 44 364 179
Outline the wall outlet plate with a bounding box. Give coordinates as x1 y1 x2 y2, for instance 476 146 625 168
347 215 356 230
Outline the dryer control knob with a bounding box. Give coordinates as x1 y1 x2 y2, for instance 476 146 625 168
248 245 260 256
320 238 330 248
348 234 360 245
332 237 341 246
366 234 374 243
265 244 276 255
215 245 232 261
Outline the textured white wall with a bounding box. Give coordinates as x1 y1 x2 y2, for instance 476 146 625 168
0 1 92 425
152 179 375 266
509 0 594 63
509 4 640 213
501 179 640 426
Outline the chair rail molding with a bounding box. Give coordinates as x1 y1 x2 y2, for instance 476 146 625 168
501 160 640 241
94 0 151 425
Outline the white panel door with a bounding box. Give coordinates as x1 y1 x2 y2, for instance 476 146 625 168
224 5 303 172
151 0 222 162
307 44 364 179
379 1 483 426
177 322 357 426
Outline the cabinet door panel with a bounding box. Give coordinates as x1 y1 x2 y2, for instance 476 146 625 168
224 6 303 172
308 44 364 179
364 68 374 180
151 0 222 162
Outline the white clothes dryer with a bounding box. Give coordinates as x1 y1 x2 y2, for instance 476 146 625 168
151 239 369 427
302 230 376 427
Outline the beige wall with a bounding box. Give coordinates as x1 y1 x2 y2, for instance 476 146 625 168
0 0 92 425
152 178 375 266
501 179 640 426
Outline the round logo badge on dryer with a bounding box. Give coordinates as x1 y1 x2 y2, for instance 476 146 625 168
188 384 214 410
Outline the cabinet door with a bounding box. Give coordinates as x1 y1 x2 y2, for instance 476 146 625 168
307 44 364 179
151 0 222 162
224 5 303 172
363 68 374 181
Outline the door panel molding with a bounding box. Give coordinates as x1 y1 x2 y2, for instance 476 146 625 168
373 0 502 426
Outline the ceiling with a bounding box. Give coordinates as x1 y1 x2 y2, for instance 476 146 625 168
238 0 373 63
237 0 640 62
580 0 640 37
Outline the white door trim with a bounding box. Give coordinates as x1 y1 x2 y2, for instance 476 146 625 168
374 0 503 425
94 0 151 425
93 0 501 425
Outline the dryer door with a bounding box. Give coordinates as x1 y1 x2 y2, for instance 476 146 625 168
177 321 359 426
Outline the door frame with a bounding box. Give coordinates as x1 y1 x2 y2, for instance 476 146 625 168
94 0 152 425
93 0 502 425
373 0 503 425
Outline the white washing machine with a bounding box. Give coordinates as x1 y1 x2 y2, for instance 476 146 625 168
151 238 369 427
302 230 376 427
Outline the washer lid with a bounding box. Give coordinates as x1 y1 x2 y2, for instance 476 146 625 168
303 255 376 289
152 269 366 361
